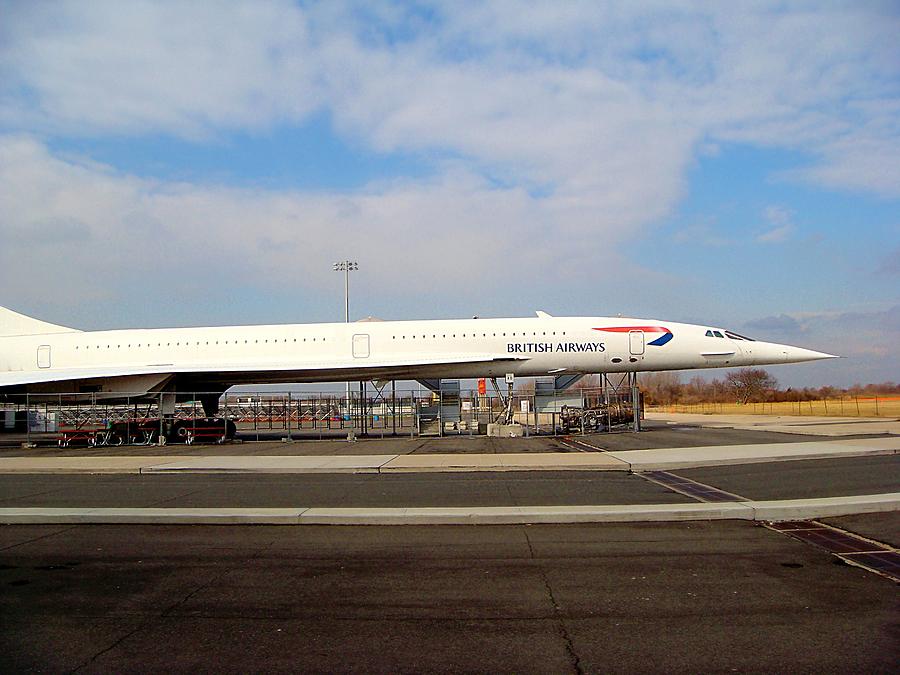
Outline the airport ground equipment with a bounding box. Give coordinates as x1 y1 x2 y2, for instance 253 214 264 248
170 418 236 445
557 401 633 434
56 416 236 447
58 424 104 448
90 419 161 446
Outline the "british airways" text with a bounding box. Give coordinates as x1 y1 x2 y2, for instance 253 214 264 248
507 342 606 353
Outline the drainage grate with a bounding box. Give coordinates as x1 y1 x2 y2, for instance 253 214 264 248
636 477 899 582
639 471 747 503
842 552 900 577
768 521 820 531
559 437 605 452
765 520 900 582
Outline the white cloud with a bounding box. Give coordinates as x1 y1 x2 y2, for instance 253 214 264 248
756 205 794 243
0 0 320 138
2 1 899 197
742 304 900 387
756 227 791 244
0 134 649 320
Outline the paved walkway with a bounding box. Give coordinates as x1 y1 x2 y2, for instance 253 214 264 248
0 436 895 474
2 492 898 525
647 412 900 436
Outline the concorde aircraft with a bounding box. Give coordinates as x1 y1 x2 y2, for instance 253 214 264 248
0 305 835 414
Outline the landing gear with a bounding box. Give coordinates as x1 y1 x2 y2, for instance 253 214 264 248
199 393 222 417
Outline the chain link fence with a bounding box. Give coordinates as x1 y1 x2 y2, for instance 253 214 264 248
0 386 642 447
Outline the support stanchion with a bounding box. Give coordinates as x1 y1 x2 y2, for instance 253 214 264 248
158 393 164 446
287 391 292 440
392 381 397 436
631 372 641 432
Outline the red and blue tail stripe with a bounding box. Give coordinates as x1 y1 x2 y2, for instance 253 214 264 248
592 325 674 346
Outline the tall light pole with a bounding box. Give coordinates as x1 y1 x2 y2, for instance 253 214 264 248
332 260 357 322
333 261 358 415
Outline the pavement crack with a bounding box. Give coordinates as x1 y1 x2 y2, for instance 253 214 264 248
0 524 79 552
505 481 518 507
522 527 584 675
408 440 428 454
160 536 278 618
0 486 72 505
70 535 281 673
147 488 207 507
69 619 152 674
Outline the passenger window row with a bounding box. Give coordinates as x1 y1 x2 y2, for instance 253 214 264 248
72 329 580 350
393 331 565 340
75 337 325 350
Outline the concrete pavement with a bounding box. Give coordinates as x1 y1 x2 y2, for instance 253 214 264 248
2 493 898 525
0 435 895 474
4 419 887 457
604 435 899 471
2 521 897 673
647 411 900 436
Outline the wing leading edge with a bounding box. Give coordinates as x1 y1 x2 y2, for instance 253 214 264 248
0 353 529 389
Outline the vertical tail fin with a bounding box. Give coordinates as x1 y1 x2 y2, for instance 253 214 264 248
0 306 81 337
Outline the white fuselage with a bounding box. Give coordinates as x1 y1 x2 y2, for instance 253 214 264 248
0 314 835 398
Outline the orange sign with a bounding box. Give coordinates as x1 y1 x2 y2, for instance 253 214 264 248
477 378 486 395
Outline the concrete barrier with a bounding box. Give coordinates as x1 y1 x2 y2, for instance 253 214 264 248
751 493 900 522
607 438 899 471
2 493 896 525
0 507 306 524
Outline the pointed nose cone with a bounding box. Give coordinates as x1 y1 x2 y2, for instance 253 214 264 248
745 341 839 365
781 346 840 364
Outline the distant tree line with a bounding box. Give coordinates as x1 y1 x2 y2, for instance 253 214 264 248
513 370 898 405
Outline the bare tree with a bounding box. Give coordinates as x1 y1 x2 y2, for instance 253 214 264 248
726 368 778 404
641 372 682 405
515 378 535 394
565 374 602 390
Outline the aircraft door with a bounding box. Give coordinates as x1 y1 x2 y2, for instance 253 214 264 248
352 334 370 358
37 345 51 368
628 330 645 356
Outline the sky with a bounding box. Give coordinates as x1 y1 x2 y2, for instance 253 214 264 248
1 0 898 388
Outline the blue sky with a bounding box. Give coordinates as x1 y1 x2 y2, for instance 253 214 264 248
1 0 898 388
48 115 437 190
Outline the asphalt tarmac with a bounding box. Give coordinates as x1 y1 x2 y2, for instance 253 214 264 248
823 512 900 548
0 455 895 511
1 421 868 456
2 418 896 672
0 472 692 508
679 454 900 501
2 521 897 673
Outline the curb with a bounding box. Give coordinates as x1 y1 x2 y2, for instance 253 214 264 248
2 493 897 525
0 443 896 475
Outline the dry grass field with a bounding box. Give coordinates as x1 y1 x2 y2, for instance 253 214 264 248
651 396 900 418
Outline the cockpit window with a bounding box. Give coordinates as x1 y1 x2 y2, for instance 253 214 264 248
712 330 724 338
705 330 714 337
724 330 755 341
